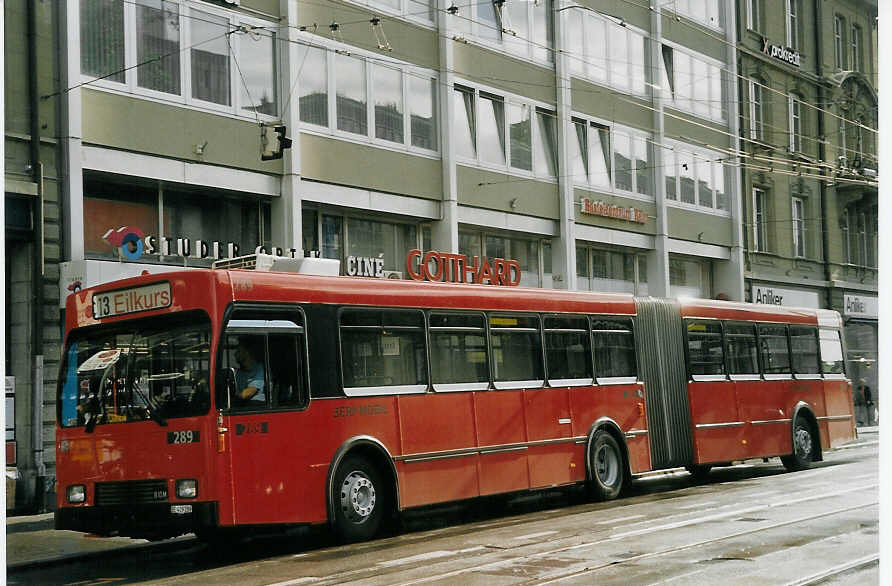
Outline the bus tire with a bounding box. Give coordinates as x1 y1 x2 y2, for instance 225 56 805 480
781 416 816 472
589 430 625 501
685 464 712 483
332 455 385 543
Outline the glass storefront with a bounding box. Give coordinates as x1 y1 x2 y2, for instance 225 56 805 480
459 229 551 288
576 246 647 295
669 255 711 298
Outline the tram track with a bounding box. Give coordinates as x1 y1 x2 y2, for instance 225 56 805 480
283 479 877 586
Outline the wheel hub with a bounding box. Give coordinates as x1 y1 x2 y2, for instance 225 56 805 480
340 471 376 524
794 426 812 459
596 444 619 486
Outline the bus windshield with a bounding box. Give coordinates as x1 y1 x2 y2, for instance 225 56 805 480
59 314 211 429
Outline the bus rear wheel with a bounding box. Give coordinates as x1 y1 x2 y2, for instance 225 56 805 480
781 417 816 472
589 431 625 501
332 456 385 543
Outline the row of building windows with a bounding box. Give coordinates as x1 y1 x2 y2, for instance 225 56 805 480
453 0 553 63
81 0 277 117
686 320 845 379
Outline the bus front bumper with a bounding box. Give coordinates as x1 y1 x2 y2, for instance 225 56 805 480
55 502 218 540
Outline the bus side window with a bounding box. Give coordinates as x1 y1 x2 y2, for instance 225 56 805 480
790 325 820 376
591 318 637 383
268 333 308 409
489 314 544 389
819 329 845 375
686 320 725 378
757 324 791 375
725 322 758 376
544 315 592 385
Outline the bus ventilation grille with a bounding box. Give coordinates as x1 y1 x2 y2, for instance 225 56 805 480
95 480 169 506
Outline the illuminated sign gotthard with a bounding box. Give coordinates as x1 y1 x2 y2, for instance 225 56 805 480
581 199 647 224
407 249 521 286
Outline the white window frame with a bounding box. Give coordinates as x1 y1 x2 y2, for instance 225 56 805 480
569 113 655 202
666 0 723 31
663 42 725 123
841 209 851 264
851 24 861 71
78 0 279 122
339 0 436 28
753 188 767 252
785 0 799 50
748 79 764 141
834 15 845 69
571 12 648 98
663 139 731 217
792 197 806 258
455 0 553 64
453 81 557 181
746 0 760 32
296 37 440 158
788 94 802 152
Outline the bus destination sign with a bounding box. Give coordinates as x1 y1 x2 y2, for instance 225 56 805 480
92 282 172 319
407 249 521 286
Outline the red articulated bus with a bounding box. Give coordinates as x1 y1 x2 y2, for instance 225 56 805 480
55 259 855 543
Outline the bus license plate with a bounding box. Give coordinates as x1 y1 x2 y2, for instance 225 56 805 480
171 505 192 515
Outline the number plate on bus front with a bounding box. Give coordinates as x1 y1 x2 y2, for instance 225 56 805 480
167 430 199 444
91 282 171 319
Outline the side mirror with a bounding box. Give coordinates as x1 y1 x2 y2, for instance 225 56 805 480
216 367 236 410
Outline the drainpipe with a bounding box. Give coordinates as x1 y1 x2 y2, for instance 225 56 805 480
28 0 47 512
813 0 832 309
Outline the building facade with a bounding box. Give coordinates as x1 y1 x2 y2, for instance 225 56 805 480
736 0 878 395
2 0 877 510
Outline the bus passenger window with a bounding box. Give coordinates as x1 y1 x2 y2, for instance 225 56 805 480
591 318 637 382
490 315 544 389
544 316 592 385
268 333 309 408
429 313 489 391
340 309 427 395
222 334 269 409
686 320 725 377
790 326 820 376
757 324 791 375
819 329 845 375
725 323 758 375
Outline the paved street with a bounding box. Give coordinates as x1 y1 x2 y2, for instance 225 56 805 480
7 430 879 585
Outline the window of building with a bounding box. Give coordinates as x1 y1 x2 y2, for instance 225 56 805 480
567 14 646 96
686 320 725 378
459 230 549 288
80 0 277 118
429 313 489 391
83 173 270 261
841 209 852 264
662 45 724 123
339 309 428 395
839 116 848 160
834 15 845 69
490 314 544 389
857 211 867 266
669 256 711 298
753 188 768 252
789 94 802 152
571 118 652 197
342 0 435 25
792 197 806 258
785 0 799 51
452 0 553 63
545 316 593 385
758 324 791 376
454 84 557 179
746 0 761 32
790 326 820 376
749 79 764 141
668 0 723 30
299 41 439 154
591 318 636 381
851 24 861 71
725 322 758 376
663 141 730 214
576 246 647 294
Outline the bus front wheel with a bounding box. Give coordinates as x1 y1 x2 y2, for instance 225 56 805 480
332 456 385 543
781 417 816 472
589 430 625 501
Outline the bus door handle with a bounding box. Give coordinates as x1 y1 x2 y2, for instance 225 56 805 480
558 418 571 425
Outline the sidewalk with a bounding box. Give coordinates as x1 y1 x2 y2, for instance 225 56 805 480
6 426 879 569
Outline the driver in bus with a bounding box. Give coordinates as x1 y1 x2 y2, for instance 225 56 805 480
235 338 266 406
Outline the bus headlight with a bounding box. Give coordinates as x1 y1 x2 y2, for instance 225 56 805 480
67 484 86 504
176 479 197 499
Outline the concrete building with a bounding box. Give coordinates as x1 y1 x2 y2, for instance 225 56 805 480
735 0 878 394
2 0 877 510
